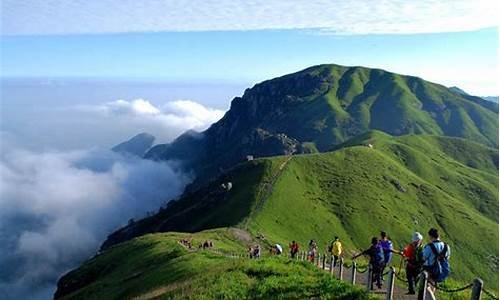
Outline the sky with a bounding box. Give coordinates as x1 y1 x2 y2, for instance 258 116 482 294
1 0 499 95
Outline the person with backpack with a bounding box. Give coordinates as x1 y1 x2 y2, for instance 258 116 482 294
418 228 451 299
308 240 317 263
353 237 385 289
402 232 424 295
329 236 343 267
289 241 299 258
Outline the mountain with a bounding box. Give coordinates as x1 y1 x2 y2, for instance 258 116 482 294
59 132 498 298
483 96 499 103
146 64 498 185
448 86 469 95
55 65 499 298
111 132 155 157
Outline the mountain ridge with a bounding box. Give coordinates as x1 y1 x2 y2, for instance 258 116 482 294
145 64 498 186
55 64 499 298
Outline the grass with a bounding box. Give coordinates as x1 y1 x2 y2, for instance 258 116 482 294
248 133 498 288
63 132 498 297
57 230 371 300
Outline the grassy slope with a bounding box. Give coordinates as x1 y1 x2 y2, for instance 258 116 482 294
62 133 498 298
57 229 369 300
262 65 498 150
248 135 498 287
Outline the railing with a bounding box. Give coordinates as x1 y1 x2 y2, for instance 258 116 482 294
208 248 497 300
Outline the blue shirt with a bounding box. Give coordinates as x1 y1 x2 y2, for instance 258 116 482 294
423 240 451 267
379 239 393 263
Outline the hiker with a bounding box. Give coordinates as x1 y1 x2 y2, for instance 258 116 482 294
379 231 399 273
275 244 283 255
203 240 210 249
248 246 254 258
253 245 261 259
329 236 343 267
418 228 451 300
402 232 424 295
308 240 317 263
289 241 299 258
353 237 385 289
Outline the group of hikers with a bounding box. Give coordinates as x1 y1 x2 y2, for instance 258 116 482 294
179 239 214 250
247 228 450 298
352 228 450 297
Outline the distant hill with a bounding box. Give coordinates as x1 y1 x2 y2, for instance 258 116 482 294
112 132 155 157
146 64 498 185
102 132 498 287
482 96 499 103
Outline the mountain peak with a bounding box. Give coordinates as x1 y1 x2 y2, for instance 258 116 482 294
112 132 156 157
144 64 498 183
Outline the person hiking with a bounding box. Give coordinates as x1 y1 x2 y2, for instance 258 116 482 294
289 241 299 258
418 228 451 300
308 240 317 263
402 232 424 295
253 244 261 259
353 237 385 289
275 244 283 255
330 236 343 267
379 231 399 275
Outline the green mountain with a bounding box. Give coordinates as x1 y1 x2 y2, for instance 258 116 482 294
99 132 498 286
55 65 499 298
146 64 498 184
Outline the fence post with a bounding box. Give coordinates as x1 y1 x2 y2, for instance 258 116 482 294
366 264 372 291
322 254 326 270
386 267 395 300
422 271 429 300
351 262 357 284
471 278 483 300
338 258 344 280
329 255 335 275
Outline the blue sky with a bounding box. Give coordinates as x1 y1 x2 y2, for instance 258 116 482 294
2 28 498 95
1 0 499 95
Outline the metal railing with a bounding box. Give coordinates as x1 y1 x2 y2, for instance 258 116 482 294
208 247 497 300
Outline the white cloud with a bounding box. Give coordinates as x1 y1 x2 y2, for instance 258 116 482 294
75 99 225 145
0 145 190 299
1 0 498 36
104 99 161 115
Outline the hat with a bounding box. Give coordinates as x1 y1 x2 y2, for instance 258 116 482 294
412 232 423 242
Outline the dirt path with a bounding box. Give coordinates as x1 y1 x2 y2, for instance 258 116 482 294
253 155 293 214
321 263 415 300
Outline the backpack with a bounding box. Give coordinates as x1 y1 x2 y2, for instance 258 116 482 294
428 242 450 282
